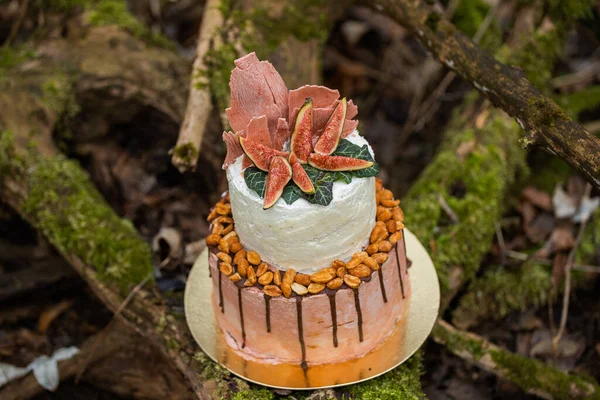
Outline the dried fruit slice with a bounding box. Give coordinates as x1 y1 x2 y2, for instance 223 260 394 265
307 154 373 171
314 98 347 155
290 153 315 194
239 137 288 171
290 98 313 164
264 156 292 209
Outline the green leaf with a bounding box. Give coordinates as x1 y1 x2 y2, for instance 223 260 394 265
281 183 302 204
334 171 353 184
353 162 380 178
302 164 321 181
244 167 267 198
331 139 379 178
333 139 373 161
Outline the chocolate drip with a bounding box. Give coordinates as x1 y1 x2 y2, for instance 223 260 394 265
238 287 246 348
296 297 307 372
378 268 388 303
218 270 224 313
353 289 364 342
328 292 338 347
264 294 271 333
395 244 405 299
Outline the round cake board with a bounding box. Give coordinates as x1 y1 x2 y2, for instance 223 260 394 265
184 228 440 390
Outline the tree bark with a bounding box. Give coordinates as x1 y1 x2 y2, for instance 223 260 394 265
363 0 600 190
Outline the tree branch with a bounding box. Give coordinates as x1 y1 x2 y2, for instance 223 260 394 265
363 0 600 190
171 0 223 173
433 320 600 400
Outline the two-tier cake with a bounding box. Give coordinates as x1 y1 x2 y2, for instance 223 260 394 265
204 53 410 371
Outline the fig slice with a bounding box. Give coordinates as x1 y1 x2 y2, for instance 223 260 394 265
290 153 315 194
264 156 292 209
307 154 373 171
239 136 288 171
290 98 313 164
314 98 347 155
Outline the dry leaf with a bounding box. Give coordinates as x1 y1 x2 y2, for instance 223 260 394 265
550 224 575 252
525 212 555 243
38 300 73 334
521 186 553 211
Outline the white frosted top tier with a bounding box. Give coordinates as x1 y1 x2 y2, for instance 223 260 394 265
226 132 377 274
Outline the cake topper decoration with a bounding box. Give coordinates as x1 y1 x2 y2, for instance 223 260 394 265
222 52 380 208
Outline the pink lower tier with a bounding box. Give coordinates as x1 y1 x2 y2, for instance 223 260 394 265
209 234 411 366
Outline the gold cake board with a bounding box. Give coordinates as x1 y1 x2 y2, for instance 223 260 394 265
184 229 440 390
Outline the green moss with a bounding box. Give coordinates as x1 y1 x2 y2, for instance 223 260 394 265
432 323 485 360
503 29 562 90
0 133 152 292
0 45 36 78
405 110 526 296
452 261 551 328
525 96 570 129
544 0 594 24
236 0 328 60
41 75 81 145
231 383 276 400
345 352 424 400
172 142 200 165
202 42 238 126
452 0 501 50
556 85 600 118
205 0 329 114
491 348 600 399
87 0 173 48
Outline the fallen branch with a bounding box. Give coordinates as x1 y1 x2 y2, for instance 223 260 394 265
433 320 600 400
363 0 600 190
171 0 223 172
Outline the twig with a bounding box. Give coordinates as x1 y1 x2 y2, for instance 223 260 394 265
572 264 600 273
75 272 153 382
495 222 506 265
363 0 600 190
171 0 224 172
437 194 459 223
553 183 592 350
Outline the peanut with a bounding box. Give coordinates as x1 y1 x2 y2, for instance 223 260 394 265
327 277 343 290
219 262 233 276
295 273 312 286
237 259 249 277
217 252 232 264
258 271 274 285
206 234 221 246
283 269 296 285
308 283 325 294
343 274 361 289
